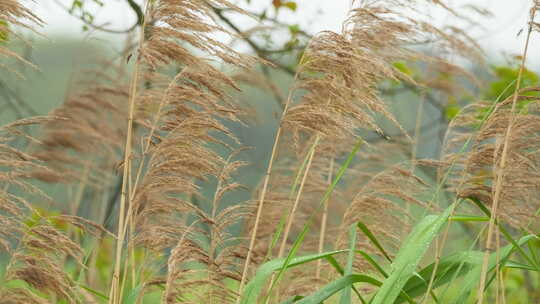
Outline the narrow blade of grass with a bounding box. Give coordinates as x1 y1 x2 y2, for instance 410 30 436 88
397 251 482 303
240 250 347 304
467 196 540 270
449 215 489 222
325 255 368 304
295 274 382 304
123 283 144 304
339 224 358 304
265 147 314 262
264 139 363 300
355 250 389 278
79 284 110 301
371 204 454 304
451 234 537 304
357 221 393 263
504 260 539 271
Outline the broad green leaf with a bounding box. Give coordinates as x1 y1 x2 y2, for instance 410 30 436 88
240 250 347 304
340 224 357 304
371 205 453 304
397 251 482 303
467 196 540 270
451 234 537 304
295 274 382 304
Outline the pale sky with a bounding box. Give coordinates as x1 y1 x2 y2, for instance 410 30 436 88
27 0 540 68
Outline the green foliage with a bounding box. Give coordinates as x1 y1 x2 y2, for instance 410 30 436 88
272 0 297 12
392 61 415 78
293 274 382 304
444 97 461 120
245 210 540 304
265 140 364 301
240 250 348 304
0 19 8 43
2 1 540 303
339 225 358 304
69 0 105 31
451 235 537 303
484 65 539 101
371 205 453 304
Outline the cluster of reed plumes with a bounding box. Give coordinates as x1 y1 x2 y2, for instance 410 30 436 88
1 0 540 303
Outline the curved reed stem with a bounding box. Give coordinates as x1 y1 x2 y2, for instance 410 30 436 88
316 158 334 279
236 73 299 301
277 136 319 259
476 4 537 302
109 3 148 303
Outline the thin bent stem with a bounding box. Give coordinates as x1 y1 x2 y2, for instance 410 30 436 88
263 141 314 264
477 4 536 303
236 71 301 302
316 158 334 279
265 139 363 301
277 135 320 259
109 2 148 303
268 135 321 301
420 76 520 302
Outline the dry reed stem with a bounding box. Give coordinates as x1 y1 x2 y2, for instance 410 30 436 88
109 3 149 303
250 1 484 297
277 136 319 259
477 4 537 302
236 71 299 300
316 158 334 279
121 1 257 301
0 3 100 302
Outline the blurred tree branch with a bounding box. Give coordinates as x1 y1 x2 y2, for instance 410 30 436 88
212 7 297 76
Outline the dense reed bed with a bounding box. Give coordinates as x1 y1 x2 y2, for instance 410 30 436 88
0 0 539 303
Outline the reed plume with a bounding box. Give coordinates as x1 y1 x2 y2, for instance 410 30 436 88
443 88 540 231
104 0 256 302
337 164 431 271
235 1 489 299
0 118 103 303
0 0 42 74
32 62 129 186
160 151 253 303
4 0 539 303
0 3 97 302
272 0 480 261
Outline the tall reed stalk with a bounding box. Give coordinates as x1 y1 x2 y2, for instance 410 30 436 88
477 3 537 302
